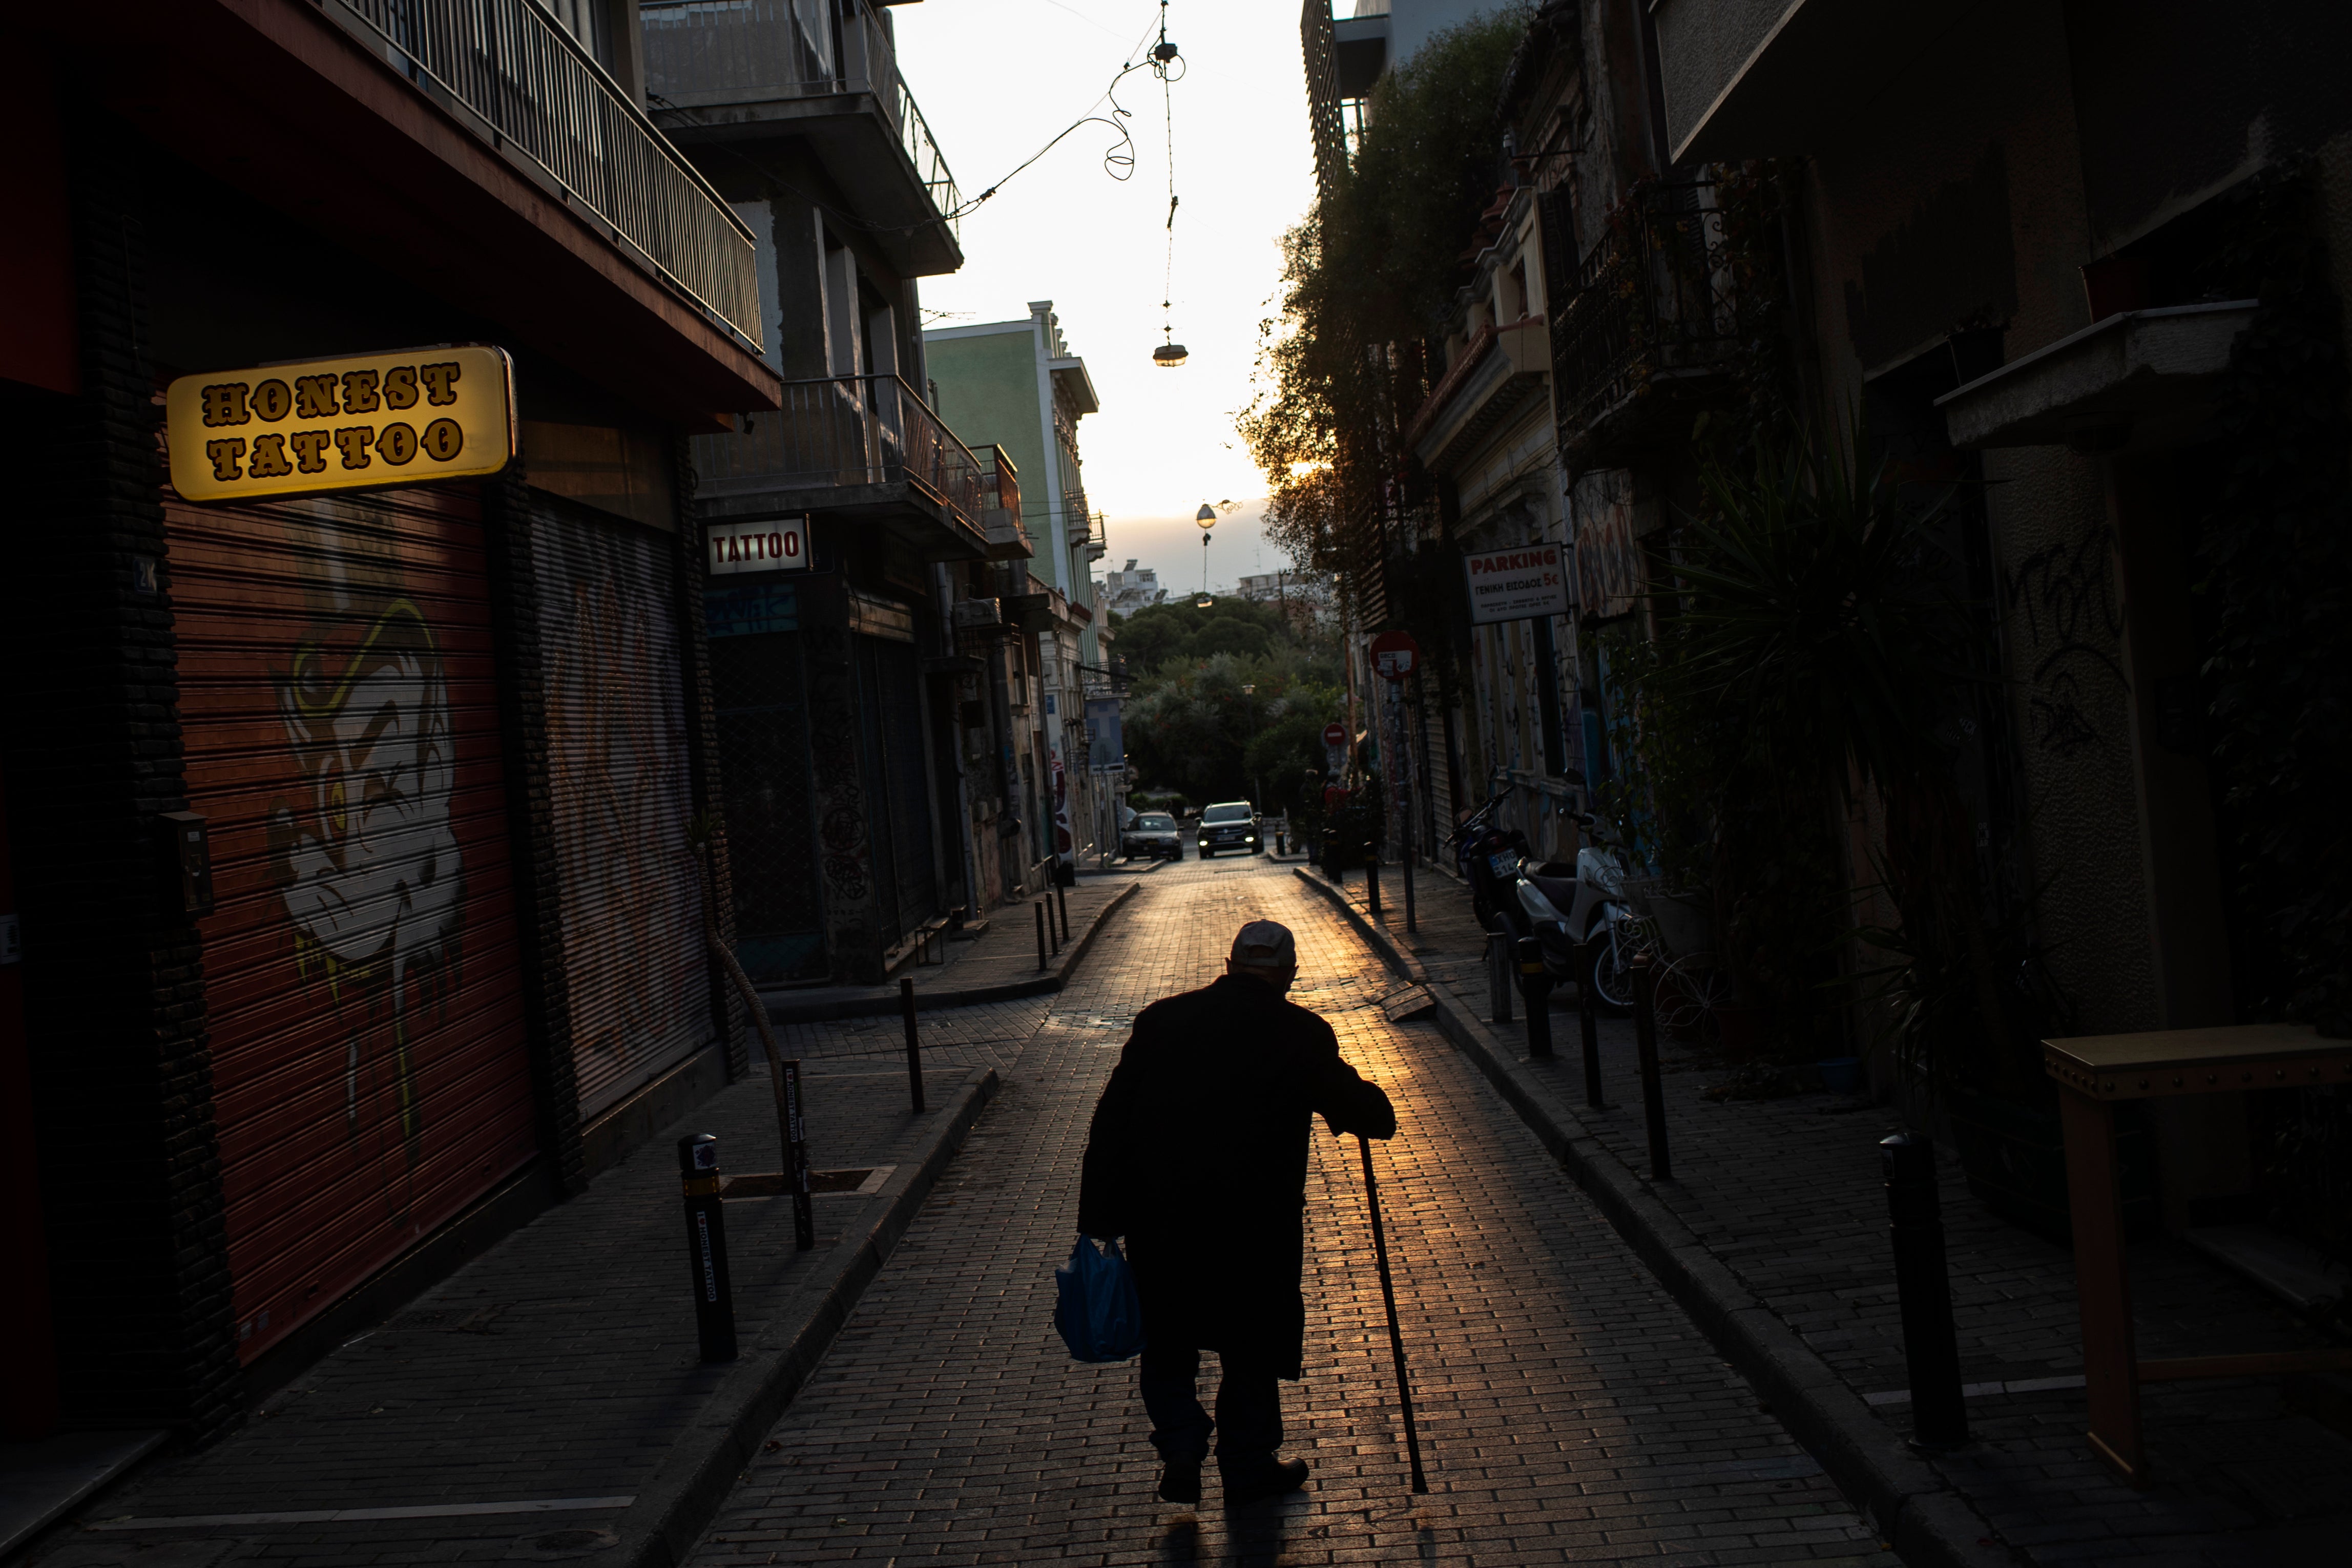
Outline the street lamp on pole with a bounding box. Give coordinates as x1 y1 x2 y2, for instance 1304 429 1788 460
1195 503 1215 607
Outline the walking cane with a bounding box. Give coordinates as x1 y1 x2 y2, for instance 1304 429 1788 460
1357 1134 1430 1493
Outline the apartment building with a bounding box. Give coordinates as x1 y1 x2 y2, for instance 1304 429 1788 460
643 0 992 982
3 0 777 1444
925 305 1116 887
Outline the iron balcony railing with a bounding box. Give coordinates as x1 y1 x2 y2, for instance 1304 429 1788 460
979 446 1020 519
1550 178 1752 442
694 373 984 519
641 0 962 237
339 0 761 348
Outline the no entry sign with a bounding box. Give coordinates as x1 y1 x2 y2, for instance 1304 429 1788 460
1462 541 1570 624
1369 630 1420 681
1323 722 1347 746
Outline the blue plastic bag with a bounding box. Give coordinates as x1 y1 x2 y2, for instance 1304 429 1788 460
1054 1234 1147 1363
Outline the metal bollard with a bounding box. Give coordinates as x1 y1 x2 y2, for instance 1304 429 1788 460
780 1059 814 1250
1056 880 1070 945
1882 1134 1969 1449
900 976 926 1115
1035 901 1048 970
1367 852 1382 919
1578 947 1605 1108
1632 951 1671 1181
1046 896 1060 957
1516 936 1553 1059
677 1133 738 1362
1488 931 1513 1025
1276 829 1286 855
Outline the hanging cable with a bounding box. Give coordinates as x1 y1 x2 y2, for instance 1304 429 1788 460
1150 1 1189 367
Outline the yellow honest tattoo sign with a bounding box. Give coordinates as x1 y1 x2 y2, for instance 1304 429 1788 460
166 345 516 503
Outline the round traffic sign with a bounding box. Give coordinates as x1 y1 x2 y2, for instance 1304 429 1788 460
1369 629 1420 681
1323 722 1346 746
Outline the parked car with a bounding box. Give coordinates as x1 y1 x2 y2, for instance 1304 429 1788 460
1196 800 1261 858
1122 811 1183 861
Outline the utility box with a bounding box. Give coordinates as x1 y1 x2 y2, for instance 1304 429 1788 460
159 810 215 917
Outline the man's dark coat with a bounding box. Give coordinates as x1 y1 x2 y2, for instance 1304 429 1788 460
1077 973 1395 1379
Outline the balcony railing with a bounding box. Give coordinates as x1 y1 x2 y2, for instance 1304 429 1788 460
979 446 1020 520
641 0 962 236
340 0 761 347
1065 492 1107 561
1550 178 1758 447
694 373 983 519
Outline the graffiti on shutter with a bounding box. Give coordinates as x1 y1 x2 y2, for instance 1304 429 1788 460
542 508 710 1118
168 488 534 1364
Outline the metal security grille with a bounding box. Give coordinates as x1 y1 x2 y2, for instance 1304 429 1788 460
538 507 711 1118
706 588 825 983
165 485 535 1365
854 634 938 948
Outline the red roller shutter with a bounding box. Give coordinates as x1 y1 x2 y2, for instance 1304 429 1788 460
167 486 536 1364
538 506 711 1117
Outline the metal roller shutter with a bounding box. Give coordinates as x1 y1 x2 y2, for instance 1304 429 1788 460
166 486 535 1365
539 507 711 1118
854 633 938 948
705 586 825 985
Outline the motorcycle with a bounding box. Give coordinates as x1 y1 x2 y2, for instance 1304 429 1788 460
1444 789 1529 933
1493 812 1640 1012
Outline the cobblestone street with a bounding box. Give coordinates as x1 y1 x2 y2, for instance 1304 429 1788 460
686 855 1896 1565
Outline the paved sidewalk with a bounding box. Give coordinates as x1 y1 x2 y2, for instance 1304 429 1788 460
683 856 1900 1564
762 870 1151 1023
28 1058 1004 1566
1300 861 2352 1566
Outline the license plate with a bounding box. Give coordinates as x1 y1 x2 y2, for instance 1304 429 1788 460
1488 851 1519 878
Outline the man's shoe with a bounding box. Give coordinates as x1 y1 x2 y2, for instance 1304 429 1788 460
1157 1457 1203 1504
1221 1457 1309 1505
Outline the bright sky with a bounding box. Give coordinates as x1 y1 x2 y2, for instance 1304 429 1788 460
891 0 1314 595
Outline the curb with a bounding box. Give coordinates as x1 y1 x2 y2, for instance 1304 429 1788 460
1292 867 2012 1568
765 879 1143 1022
625 1067 1002 1568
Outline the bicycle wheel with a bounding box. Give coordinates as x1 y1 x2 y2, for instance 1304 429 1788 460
1655 951 1733 1046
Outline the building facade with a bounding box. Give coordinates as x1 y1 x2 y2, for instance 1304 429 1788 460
1306 0 2352 1250
926 305 1119 886
644 0 994 984
4 0 776 1443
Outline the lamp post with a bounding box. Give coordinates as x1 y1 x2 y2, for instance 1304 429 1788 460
1195 503 1215 605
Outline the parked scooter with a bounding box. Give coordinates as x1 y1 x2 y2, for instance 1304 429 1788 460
1445 789 1529 933
1493 813 1640 1012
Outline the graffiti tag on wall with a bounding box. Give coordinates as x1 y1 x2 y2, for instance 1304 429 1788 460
2006 523 2126 757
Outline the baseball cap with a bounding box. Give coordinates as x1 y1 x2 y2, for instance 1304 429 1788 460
1229 919 1297 968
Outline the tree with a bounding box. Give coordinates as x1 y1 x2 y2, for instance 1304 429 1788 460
1238 9 1531 574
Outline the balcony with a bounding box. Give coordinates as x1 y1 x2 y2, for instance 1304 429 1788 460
1549 178 1766 467
693 373 990 558
642 0 963 275
1406 317 1551 474
342 0 761 348
979 446 1032 561
1063 490 1108 562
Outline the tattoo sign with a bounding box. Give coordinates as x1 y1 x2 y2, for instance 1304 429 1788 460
166 345 515 504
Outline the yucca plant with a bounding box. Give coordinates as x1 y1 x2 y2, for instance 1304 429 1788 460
1660 421 2036 1096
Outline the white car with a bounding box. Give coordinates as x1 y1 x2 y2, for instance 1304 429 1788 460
1122 811 1183 861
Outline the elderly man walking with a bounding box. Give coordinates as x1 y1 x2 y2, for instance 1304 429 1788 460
1078 918 1397 1506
